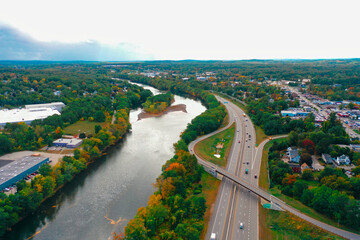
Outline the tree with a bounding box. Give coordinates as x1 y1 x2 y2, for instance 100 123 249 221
95 125 102 134
79 133 86 139
300 153 313 166
39 164 52 177
302 139 315 154
0 134 12 155
94 110 106 122
301 169 314 180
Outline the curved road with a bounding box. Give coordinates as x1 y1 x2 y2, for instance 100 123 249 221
189 96 360 240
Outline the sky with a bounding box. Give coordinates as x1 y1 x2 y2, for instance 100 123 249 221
0 0 359 61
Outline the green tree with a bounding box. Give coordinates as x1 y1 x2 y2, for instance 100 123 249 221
0 134 12 155
300 153 312 166
39 164 52 177
94 110 106 122
301 169 314 180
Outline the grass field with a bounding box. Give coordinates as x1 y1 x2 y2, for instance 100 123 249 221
255 125 268 146
63 120 106 135
259 138 346 239
199 172 221 240
194 123 235 167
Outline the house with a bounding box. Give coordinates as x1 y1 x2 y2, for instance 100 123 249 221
288 163 301 173
335 155 350 165
301 163 311 173
350 144 360 152
287 147 300 163
322 153 333 164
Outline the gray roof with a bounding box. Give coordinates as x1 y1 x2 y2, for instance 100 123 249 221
0 156 48 186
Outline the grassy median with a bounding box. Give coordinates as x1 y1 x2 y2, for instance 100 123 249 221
194 123 235 167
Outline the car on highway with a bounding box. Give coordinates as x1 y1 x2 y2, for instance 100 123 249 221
238 141 240 143
240 222 244 229
254 175 257 179
211 233 216 240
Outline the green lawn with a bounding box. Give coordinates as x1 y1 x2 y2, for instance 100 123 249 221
63 120 106 135
255 125 268 146
194 124 235 167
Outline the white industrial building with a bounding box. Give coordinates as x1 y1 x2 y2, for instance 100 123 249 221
53 138 83 148
0 108 60 127
25 102 65 112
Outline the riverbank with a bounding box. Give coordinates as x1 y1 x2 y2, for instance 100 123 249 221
138 103 187 120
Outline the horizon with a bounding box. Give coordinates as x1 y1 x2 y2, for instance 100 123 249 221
1 0 360 61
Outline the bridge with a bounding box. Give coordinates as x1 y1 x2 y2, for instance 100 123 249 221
195 154 360 240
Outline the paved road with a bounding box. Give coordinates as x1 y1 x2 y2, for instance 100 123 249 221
189 95 360 240
189 96 258 240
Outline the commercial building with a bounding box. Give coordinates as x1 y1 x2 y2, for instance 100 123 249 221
0 155 49 190
25 102 65 112
0 108 61 127
53 138 83 148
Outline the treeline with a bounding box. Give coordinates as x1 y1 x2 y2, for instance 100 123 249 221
268 142 360 230
116 75 226 239
143 92 173 113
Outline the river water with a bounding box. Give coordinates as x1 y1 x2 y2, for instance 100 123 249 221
5 84 206 240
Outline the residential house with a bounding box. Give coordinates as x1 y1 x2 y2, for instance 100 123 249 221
335 154 350 165
301 163 311 173
350 144 360 152
287 147 300 163
322 153 333 164
288 163 301 173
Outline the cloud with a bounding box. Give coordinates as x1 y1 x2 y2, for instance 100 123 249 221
0 25 149 61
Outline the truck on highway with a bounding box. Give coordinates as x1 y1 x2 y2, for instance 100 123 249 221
240 222 244 229
243 113 246 117
245 169 248 174
210 233 216 240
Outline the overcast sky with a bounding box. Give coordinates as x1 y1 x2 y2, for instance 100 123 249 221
0 0 359 61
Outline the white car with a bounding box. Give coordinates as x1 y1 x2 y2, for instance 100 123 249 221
210 233 216 240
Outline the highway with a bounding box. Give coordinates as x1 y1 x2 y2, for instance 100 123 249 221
189 96 259 240
189 95 360 240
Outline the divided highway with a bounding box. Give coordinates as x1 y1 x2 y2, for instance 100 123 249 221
189 96 360 240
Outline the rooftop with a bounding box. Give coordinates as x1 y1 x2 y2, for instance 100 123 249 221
0 156 48 186
0 108 60 126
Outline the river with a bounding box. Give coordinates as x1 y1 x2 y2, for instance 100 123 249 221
4 84 206 240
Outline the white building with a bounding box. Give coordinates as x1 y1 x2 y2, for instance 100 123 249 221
25 102 65 112
0 108 60 127
335 155 350 165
